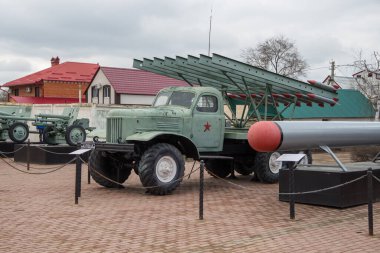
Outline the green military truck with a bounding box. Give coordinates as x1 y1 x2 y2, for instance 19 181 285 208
89 54 338 195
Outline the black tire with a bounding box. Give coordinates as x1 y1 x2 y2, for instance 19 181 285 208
89 150 132 188
234 161 254 176
42 126 57 145
8 122 29 143
298 150 313 165
65 125 86 146
255 152 285 183
205 159 232 178
139 143 184 195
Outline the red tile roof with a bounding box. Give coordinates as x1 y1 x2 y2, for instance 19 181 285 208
10 96 85 104
3 62 99 87
99 67 189 95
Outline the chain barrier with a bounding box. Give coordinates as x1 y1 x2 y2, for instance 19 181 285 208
2 143 380 194
79 156 88 165
373 174 380 184
88 164 201 190
1 143 380 195
206 168 373 197
0 151 74 170
0 155 76 175
35 146 73 155
0 145 25 154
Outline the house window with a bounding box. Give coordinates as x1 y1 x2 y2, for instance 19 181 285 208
103 85 110 98
14 88 19 96
103 85 111 104
35 87 40 97
91 86 99 104
92 86 99 97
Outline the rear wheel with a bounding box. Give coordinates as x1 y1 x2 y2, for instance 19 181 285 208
65 125 86 146
139 143 184 195
255 152 284 183
234 161 254 176
8 122 29 143
205 159 232 178
298 150 313 165
89 150 132 188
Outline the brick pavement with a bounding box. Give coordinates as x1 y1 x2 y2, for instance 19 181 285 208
0 155 379 252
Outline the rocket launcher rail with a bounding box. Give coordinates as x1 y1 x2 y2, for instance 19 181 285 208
133 54 338 109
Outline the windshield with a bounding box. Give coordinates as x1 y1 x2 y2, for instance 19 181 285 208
153 91 195 108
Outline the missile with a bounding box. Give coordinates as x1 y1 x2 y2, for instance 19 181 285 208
248 121 380 152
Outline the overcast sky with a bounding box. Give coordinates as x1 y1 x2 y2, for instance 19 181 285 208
0 0 379 85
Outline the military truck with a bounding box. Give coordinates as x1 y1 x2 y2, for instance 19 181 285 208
89 54 338 195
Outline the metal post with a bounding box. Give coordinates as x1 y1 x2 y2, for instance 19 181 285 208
88 164 91 184
75 154 82 204
26 139 30 171
367 168 374 236
289 163 296 220
199 160 205 220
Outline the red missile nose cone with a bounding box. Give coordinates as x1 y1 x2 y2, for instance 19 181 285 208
248 121 282 152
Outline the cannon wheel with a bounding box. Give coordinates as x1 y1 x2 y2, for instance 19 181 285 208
42 126 57 145
205 159 231 178
139 143 184 195
89 150 132 188
8 122 29 143
65 125 86 146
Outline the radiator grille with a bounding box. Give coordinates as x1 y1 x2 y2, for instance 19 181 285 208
107 117 123 143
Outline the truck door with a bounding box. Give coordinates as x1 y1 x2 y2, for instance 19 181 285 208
191 94 224 150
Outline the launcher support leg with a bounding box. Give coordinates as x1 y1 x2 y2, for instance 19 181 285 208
319 145 348 172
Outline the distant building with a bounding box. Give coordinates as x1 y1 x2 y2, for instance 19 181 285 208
353 69 380 81
2 57 99 104
322 75 358 90
87 67 188 105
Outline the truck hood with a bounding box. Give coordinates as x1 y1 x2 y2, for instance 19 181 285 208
107 106 190 118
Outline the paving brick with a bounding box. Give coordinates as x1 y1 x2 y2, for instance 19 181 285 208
0 155 380 252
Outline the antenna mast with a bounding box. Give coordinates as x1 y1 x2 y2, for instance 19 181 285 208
208 7 213 56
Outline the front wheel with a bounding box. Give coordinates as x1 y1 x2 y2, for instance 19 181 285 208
8 122 29 143
139 143 185 195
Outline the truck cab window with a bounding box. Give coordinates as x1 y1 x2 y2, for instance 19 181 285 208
196 95 218 112
154 91 195 108
153 92 171 106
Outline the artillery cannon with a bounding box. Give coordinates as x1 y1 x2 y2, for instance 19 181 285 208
0 106 95 146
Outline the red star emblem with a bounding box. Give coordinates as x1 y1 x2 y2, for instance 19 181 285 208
204 121 211 132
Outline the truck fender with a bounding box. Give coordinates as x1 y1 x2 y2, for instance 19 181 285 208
126 131 199 159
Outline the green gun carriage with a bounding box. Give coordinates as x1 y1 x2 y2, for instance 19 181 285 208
0 106 94 146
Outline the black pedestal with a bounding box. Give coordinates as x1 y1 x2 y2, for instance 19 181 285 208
14 144 81 164
279 163 380 208
0 142 16 158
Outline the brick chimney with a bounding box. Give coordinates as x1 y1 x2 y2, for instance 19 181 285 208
50 56 60 66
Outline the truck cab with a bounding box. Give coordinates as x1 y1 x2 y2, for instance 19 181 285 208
152 86 225 152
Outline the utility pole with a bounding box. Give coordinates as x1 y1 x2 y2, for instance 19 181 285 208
79 83 82 106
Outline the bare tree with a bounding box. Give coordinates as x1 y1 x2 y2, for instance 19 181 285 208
0 88 9 102
241 35 308 79
352 50 380 118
